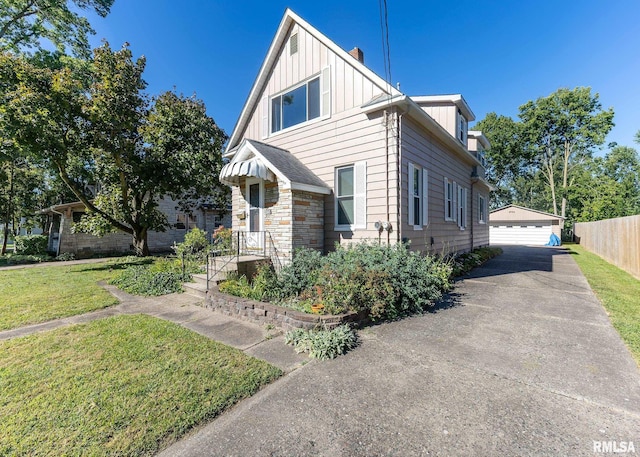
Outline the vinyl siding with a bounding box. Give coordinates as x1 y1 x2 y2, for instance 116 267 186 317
240 23 389 141
233 22 397 251
400 116 477 254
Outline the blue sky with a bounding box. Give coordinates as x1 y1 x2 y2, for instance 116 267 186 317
86 0 639 151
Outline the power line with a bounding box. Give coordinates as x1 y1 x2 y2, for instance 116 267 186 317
378 0 393 91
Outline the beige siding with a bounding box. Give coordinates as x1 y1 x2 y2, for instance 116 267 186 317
419 104 457 139
241 23 389 141
472 191 490 248
490 206 564 223
400 116 486 254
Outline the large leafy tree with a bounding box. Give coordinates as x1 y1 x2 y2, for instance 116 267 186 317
0 0 114 58
473 112 530 208
4 43 228 256
519 87 614 218
569 146 640 222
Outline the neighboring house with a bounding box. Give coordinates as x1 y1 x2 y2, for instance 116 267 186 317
41 198 230 257
220 9 492 265
489 205 564 245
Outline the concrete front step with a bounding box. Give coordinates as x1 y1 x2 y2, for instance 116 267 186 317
182 281 207 299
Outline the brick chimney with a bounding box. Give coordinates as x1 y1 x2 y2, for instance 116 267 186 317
348 47 364 64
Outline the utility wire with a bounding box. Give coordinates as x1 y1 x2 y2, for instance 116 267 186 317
378 0 393 92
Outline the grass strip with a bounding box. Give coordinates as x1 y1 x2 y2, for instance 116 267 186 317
0 314 282 456
566 243 640 364
0 259 147 331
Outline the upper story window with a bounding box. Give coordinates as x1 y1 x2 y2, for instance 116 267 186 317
271 77 320 133
458 109 467 145
477 145 487 167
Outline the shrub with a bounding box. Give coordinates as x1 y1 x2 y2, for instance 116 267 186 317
174 228 209 262
14 235 48 255
284 324 358 360
450 247 502 277
276 248 325 299
55 252 76 261
109 257 198 296
212 226 233 254
218 273 253 298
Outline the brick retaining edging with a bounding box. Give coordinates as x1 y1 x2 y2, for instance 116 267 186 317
202 286 369 330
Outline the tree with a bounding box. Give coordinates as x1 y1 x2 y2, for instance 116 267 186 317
3 44 228 256
473 112 531 208
0 0 114 58
519 87 614 218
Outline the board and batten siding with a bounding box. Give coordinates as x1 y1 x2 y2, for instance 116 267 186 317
400 116 476 254
240 22 390 141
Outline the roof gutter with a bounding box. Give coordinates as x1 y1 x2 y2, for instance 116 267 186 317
362 96 482 168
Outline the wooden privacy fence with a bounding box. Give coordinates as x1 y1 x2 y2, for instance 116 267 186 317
574 215 640 280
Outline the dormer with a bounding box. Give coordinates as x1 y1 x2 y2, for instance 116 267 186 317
467 131 490 168
411 95 475 147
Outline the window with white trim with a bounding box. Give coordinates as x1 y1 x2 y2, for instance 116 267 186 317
479 195 486 224
271 77 320 133
444 178 455 221
335 162 366 230
408 163 428 228
176 213 197 230
457 186 467 229
458 109 467 144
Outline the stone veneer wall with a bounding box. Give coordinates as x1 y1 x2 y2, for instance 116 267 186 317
292 189 324 253
205 286 367 330
231 177 325 265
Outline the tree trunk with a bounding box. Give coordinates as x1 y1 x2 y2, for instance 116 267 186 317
1 161 15 256
132 227 149 257
560 141 571 219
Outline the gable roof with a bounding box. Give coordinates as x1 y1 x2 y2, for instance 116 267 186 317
221 139 330 194
225 8 401 153
490 204 565 221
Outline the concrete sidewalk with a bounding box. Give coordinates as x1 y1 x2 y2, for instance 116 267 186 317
160 246 640 457
0 283 308 373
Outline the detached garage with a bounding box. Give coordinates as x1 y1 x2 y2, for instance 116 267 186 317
489 205 564 246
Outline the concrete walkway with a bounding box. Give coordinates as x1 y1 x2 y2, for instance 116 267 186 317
0 283 308 373
160 246 640 457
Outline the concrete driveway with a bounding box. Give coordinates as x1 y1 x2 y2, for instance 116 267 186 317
160 245 640 457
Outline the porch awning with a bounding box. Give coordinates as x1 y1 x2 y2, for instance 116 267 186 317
220 157 275 186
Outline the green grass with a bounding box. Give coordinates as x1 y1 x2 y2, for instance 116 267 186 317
0 259 149 331
566 244 640 364
0 314 282 456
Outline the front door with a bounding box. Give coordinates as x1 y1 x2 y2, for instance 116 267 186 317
245 178 264 252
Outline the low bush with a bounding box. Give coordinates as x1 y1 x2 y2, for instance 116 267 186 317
14 235 48 255
0 253 52 266
284 324 358 360
451 246 502 277
218 241 453 321
109 257 201 296
211 226 233 254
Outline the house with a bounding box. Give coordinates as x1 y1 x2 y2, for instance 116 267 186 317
41 198 230 258
219 9 492 265
489 205 564 245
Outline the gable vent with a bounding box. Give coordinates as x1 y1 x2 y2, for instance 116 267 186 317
289 33 298 55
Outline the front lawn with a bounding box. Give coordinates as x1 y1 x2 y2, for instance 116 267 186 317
0 259 149 331
567 244 640 364
0 314 282 456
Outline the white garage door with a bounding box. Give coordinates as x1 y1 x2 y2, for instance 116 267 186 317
490 223 553 245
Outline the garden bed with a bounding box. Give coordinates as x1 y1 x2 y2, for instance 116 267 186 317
205 285 369 330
